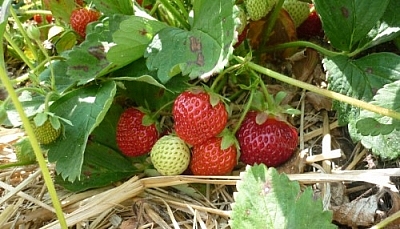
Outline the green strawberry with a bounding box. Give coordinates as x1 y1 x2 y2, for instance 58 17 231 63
244 0 277 21
13 137 36 163
150 135 191 176
32 119 61 145
283 0 310 27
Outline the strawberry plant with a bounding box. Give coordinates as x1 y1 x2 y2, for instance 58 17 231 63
2 0 400 227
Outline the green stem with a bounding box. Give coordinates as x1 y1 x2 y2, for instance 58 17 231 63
249 69 275 111
174 0 189 19
234 56 400 120
264 40 341 57
158 0 190 30
370 210 400 229
0 67 67 228
10 7 39 62
4 32 35 70
232 88 255 135
261 0 285 47
210 63 241 92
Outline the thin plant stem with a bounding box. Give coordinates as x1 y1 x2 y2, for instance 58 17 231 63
234 56 400 120
264 40 341 57
232 88 255 135
158 0 190 29
4 32 35 70
0 66 67 228
10 7 39 61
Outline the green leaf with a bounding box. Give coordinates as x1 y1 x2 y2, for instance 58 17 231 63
145 0 236 83
107 16 168 68
45 0 76 23
323 53 400 124
46 81 116 182
90 103 123 151
66 18 116 85
351 81 400 160
92 0 133 16
55 141 138 192
314 0 389 52
39 60 77 93
359 0 400 50
230 164 336 229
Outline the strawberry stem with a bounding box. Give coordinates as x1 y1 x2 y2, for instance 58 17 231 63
234 55 400 120
0 59 68 228
158 0 190 30
10 7 39 62
232 88 255 135
260 0 285 48
210 63 242 93
251 69 276 113
264 40 341 57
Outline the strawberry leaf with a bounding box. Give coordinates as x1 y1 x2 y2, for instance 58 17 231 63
107 16 168 68
230 164 335 229
350 81 400 160
314 0 390 52
92 0 133 15
55 141 138 192
145 0 236 83
323 53 400 124
46 81 116 182
66 18 116 85
358 0 400 50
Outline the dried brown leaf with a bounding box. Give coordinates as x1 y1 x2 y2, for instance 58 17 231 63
331 195 378 227
305 92 332 111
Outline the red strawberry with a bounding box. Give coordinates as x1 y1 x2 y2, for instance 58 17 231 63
296 5 324 39
190 137 237 175
70 8 101 37
173 89 228 146
33 14 53 24
236 111 298 167
116 108 158 157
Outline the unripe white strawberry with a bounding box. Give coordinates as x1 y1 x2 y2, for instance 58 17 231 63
150 135 191 176
283 0 310 27
244 0 277 21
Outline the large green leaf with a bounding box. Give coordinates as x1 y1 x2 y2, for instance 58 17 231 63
359 0 400 50
46 81 116 182
106 16 168 68
55 141 138 192
314 0 389 52
351 81 400 160
145 0 236 83
323 53 400 124
230 164 335 229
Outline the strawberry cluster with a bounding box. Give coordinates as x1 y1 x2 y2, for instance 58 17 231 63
115 86 299 176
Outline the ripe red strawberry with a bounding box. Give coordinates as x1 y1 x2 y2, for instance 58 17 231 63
116 108 158 157
236 111 298 167
190 137 237 175
70 8 101 37
296 6 324 39
173 89 228 146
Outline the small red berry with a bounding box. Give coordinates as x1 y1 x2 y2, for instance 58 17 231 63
236 111 298 167
70 8 101 37
190 137 237 175
173 89 228 146
116 108 158 157
296 6 324 39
